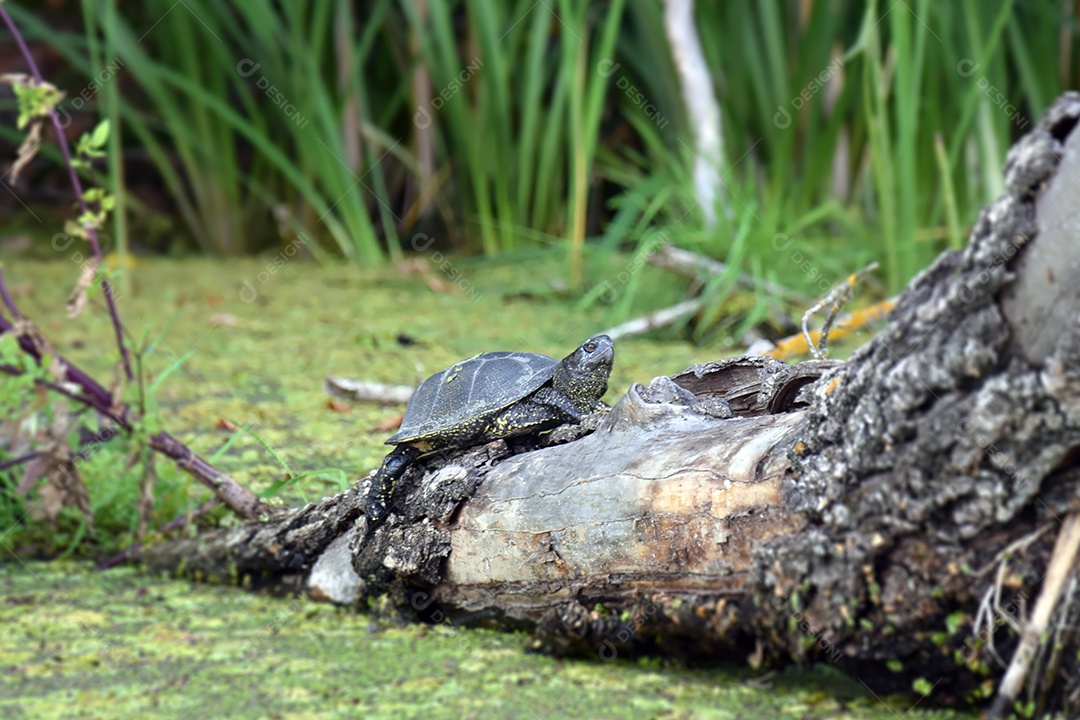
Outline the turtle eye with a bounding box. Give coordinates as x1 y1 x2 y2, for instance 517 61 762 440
584 342 597 353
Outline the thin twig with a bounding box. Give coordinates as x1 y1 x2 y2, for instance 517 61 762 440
0 267 23 319
0 451 37 472
649 243 807 304
324 377 415 404
0 4 132 380
974 524 1053 578
0 287 266 521
801 262 879 359
148 432 264 520
599 298 703 340
0 362 127 427
987 512 1080 719
0 424 123 473
97 497 223 569
762 298 896 361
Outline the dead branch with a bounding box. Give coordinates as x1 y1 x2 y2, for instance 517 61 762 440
323 377 415 405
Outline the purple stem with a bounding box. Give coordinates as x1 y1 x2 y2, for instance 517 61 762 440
0 4 132 381
0 451 38 472
0 290 265 521
0 268 22 319
0 426 122 472
0 11 267 533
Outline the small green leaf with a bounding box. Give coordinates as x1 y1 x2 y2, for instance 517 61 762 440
945 611 967 635
11 81 63 129
89 119 111 148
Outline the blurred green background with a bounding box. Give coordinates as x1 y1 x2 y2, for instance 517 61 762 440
1 0 1072 307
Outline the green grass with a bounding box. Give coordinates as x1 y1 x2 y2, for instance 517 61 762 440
2 1 1075 306
0 329 199 560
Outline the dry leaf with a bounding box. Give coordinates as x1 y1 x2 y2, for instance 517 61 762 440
47 356 67 384
396 258 452 294
23 449 94 532
9 120 43 185
37 481 65 525
12 318 53 358
42 463 93 531
66 256 100 319
0 235 31 253
209 313 238 326
326 399 352 413
215 418 239 431
17 454 49 495
375 413 405 432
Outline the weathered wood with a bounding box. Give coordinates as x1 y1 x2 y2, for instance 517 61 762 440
749 93 1080 710
139 93 1080 715
323 376 415 405
140 486 364 589
438 382 803 617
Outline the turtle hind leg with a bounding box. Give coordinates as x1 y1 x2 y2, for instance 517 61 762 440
366 445 421 525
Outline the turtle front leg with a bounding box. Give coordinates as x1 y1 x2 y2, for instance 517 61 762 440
366 445 421 525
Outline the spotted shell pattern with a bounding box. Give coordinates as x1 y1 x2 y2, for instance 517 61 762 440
386 351 559 445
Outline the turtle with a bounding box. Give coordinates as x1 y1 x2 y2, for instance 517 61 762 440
365 334 615 524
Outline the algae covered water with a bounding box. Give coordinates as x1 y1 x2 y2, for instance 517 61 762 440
0 258 972 719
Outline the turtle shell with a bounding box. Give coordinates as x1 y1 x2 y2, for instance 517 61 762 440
387 351 559 445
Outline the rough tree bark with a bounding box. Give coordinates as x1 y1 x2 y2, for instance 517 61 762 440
140 95 1080 716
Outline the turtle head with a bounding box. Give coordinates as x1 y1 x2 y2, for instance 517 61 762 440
553 335 614 411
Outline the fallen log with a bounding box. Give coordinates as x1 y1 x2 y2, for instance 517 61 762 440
140 94 1080 716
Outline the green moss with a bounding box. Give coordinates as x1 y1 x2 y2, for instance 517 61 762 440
0 562 979 719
